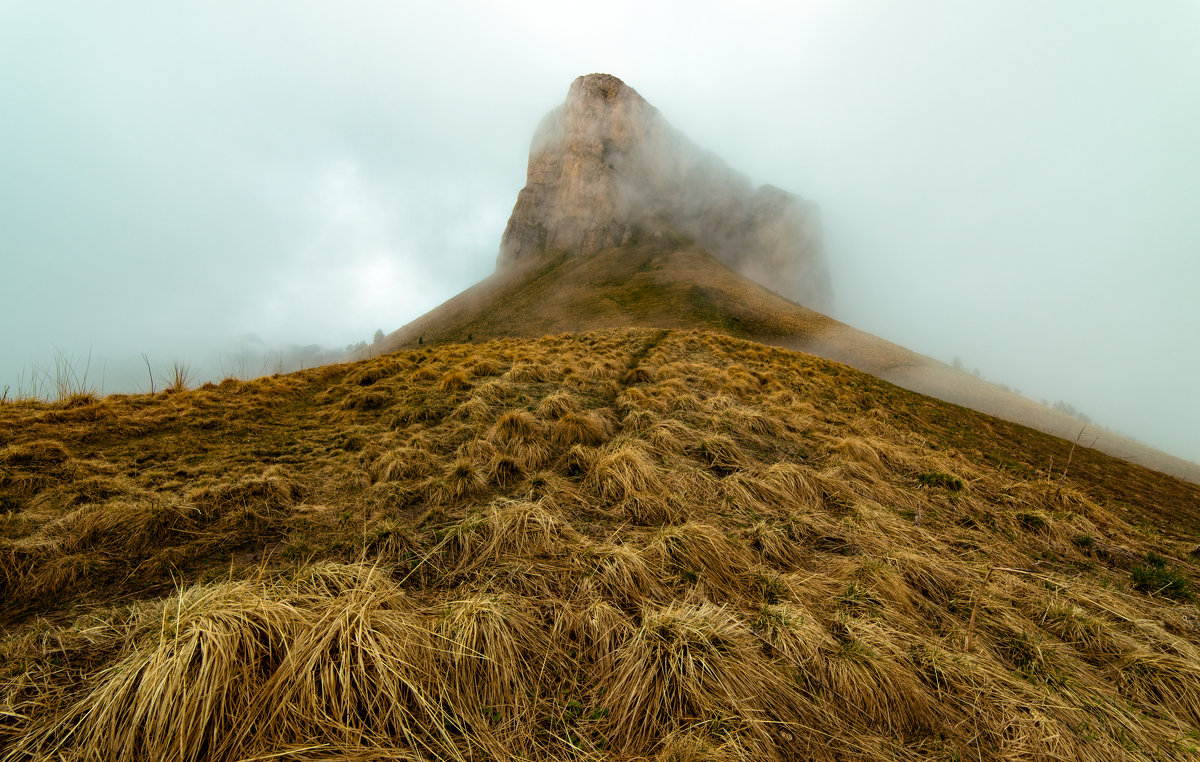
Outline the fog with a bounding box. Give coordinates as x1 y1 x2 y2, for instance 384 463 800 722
2 2 1197 464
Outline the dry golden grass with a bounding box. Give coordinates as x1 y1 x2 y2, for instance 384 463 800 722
551 411 611 448
4 327 1200 760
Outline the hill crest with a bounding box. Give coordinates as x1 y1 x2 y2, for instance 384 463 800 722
5 329 1200 759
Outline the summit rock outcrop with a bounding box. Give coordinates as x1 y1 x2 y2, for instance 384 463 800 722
498 73 832 312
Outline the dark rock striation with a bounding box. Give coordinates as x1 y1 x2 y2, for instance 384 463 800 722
498 73 832 311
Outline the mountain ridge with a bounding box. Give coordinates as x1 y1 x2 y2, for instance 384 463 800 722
374 72 1199 483
379 239 1200 484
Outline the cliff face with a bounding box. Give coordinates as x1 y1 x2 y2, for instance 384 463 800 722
498 73 832 311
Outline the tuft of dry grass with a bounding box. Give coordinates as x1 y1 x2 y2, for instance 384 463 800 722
445 499 576 576
551 411 610 448
370 446 438 483
536 391 580 420
649 523 753 599
691 434 747 474
588 443 676 524
505 363 552 383
604 600 807 759
721 462 827 518
488 409 550 470
467 357 506 377
587 542 669 610
435 593 555 725
438 369 473 392
433 456 486 505
621 366 654 385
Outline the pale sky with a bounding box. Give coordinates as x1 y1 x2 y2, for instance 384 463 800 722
2 1 1198 464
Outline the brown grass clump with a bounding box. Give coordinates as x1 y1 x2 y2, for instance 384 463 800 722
45 497 199 557
558 444 594 481
471 379 510 405
562 597 633 673
451 395 492 424
536 391 580 420
488 409 541 443
2 493 213 604
434 594 554 725
815 619 943 736
690 434 748 474
649 379 703 413
231 578 441 755
587 542 669 610
583 359 619 381
189 468 303 514
445 500 575 575
438 369 473 392
621 366 653 385
649 523 753 599
617 386 662 416
651 733 754 762
28 473 141 513
588 443 676 524
643 419 698 458
830 434 917 477
339 386 392 411
0 439 72 469
721 463 826 517
0 440 77 504
467 357 506 377
620 407 658 432
745 521 804 570
488 409 549 469
346 359 406 387
504 363 551 383
1114 649 1200 726
435 456 486 504
603 600 806 758
551 411 610 448
31 579 298 761
370 446 438 483
486 454 525 487
725 405 792 440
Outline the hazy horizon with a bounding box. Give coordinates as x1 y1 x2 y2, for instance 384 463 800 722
2 2 1197 465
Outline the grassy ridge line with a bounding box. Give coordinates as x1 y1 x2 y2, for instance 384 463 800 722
376 240 1200 485
2 328 1200 760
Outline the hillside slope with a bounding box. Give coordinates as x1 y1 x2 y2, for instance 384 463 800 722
380 240 1200 484
4 329 1200 760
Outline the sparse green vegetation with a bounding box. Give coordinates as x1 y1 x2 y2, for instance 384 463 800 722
916 470 964 491
1131 552 1194 601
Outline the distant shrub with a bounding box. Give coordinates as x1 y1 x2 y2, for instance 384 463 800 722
916 471 963 491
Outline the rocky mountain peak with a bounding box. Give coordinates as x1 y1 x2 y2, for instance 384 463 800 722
498 73 832 311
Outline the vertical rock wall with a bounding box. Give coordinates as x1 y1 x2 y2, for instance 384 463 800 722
498 73 832 312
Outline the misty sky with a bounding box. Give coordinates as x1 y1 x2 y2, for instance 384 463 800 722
2 2 1198 464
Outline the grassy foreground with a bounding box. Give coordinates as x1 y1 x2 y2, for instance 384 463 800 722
3 328 1200 760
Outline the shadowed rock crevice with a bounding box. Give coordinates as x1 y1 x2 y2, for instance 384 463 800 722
499 73 832 312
